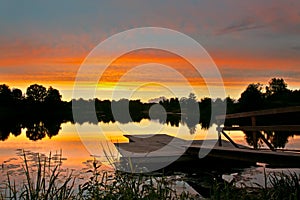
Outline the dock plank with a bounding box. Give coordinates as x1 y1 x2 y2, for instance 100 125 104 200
223 125 300 131
115 134 300 168
216 106 300 120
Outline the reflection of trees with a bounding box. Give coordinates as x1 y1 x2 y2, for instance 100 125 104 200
244 131 294 149
26 121 48 141
0 121 22 141
265 131 292 149
11 123 22 137
181 115 198 134
244 131 264 148
0 119 62 141
0 124 11 141
166 114 180 127
180 93 199 134
44 120 62 138
26 120 62 141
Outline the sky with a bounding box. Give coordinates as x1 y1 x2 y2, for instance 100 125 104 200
1 0 300 101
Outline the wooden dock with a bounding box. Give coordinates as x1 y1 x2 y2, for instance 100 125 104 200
114 134 300 172
114 107 300 171
216 106 300 150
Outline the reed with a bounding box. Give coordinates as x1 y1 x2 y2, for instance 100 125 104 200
6 149 300 199
1 150 198 200
2 150 75 200
210 171 300 200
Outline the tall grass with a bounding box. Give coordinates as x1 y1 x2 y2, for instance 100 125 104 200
0 151 199 200
210 171 300 200
265 172 300 200
78 158 199 199
2 150 76 200
3 150 300 199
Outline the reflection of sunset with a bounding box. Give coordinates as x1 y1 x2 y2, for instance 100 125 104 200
0 120 218 169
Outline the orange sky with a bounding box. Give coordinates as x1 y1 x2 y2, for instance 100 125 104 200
1 1 300 101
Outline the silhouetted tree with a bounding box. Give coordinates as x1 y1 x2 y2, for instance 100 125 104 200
265 78 291 107
111 99 132 123
225 96 236 114
0 84 12 105
26 84 47 102
180 93 198 114
199 97 212 128
169 98 180 112
12 88 23 101
266 78 289 96
238 83 264 111
212 98 226 119
291 90 300 106
45 87 62 104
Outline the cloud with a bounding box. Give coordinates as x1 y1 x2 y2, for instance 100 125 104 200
220 65 300 80
291 46 300 51
148 96 167 103
215 17 267 35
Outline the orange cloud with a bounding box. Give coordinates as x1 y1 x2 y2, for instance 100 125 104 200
98 49 205 85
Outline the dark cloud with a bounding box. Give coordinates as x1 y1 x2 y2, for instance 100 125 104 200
220 65 300 79
215 18 267 35
291 46 300 51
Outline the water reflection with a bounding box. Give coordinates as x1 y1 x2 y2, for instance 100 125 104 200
244 131 299 149
0 114 299 150
0 113 202 142
25 120 62 141
0 119 63 141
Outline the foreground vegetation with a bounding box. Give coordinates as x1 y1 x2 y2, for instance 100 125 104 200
0 151 199 200
1 151 300 199
211 172 300 200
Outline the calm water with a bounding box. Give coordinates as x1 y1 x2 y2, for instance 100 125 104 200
1 119 300 170
1 119 300 194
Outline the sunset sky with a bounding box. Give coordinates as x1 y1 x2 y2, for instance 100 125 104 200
1 1 300 101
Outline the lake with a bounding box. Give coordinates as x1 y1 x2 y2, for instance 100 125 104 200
1 119 300 170
2 118 300 196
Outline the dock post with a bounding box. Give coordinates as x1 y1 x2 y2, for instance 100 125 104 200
217 125 222 146
251 116 258 149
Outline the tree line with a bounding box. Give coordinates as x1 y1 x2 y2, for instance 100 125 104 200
1 78 299 119
0 78 299 148
0 84 70 119
0 78 300 121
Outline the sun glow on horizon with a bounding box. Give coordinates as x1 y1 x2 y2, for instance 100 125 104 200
1 47 300 102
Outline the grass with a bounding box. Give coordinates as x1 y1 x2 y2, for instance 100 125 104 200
0 151 199 200
2 150 300 199
210 171 300 200
2 150 76 200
